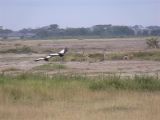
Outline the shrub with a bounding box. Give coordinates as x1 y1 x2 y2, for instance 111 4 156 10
146 37 159 48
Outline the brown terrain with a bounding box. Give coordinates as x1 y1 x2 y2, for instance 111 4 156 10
0 38 160 76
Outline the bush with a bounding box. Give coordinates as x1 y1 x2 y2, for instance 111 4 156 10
146 37 159 48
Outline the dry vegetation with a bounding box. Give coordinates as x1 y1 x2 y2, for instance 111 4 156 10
0 37 160 120
0 73 160 120
1 90 160 120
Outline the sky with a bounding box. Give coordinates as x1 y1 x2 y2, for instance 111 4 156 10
0 0 160 30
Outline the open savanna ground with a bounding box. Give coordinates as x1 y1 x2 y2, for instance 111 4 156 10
0 37 160 120
0 37 160 76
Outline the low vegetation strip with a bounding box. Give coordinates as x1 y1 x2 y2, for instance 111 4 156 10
0 46 35 54
33 63 66 70
0 73 160 102
50 51 160 62
132 51 160 61
90 74 160 91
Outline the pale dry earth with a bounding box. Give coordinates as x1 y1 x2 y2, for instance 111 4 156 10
0 38 159 76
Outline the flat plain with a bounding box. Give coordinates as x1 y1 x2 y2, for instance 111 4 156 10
0 38 160 120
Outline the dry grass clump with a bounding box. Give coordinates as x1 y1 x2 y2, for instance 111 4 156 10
88 53 104 61
146 37 159 48
1 67 21 72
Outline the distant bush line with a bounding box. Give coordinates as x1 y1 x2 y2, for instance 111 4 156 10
0 24 160 39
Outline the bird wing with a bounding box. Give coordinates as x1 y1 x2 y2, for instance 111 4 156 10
34 57 45 61
59 49 65 54
49 53 59 56
34 48 67 62
34 55 52 61
46 55 52 59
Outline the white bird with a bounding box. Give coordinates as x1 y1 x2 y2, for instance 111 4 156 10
34 48 68 62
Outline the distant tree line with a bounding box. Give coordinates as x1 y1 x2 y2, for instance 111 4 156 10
0 24 160 39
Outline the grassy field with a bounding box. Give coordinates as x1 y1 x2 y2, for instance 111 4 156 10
0 73 160 120
1 73 160 101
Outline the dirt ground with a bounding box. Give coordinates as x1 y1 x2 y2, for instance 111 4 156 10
0 38 160 76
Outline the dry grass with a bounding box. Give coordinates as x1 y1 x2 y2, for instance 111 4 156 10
0 73 160 120
1 67 21 72
0 91 160 120
33 63 67 71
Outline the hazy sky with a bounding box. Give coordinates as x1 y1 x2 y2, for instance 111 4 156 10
0 0 159 30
